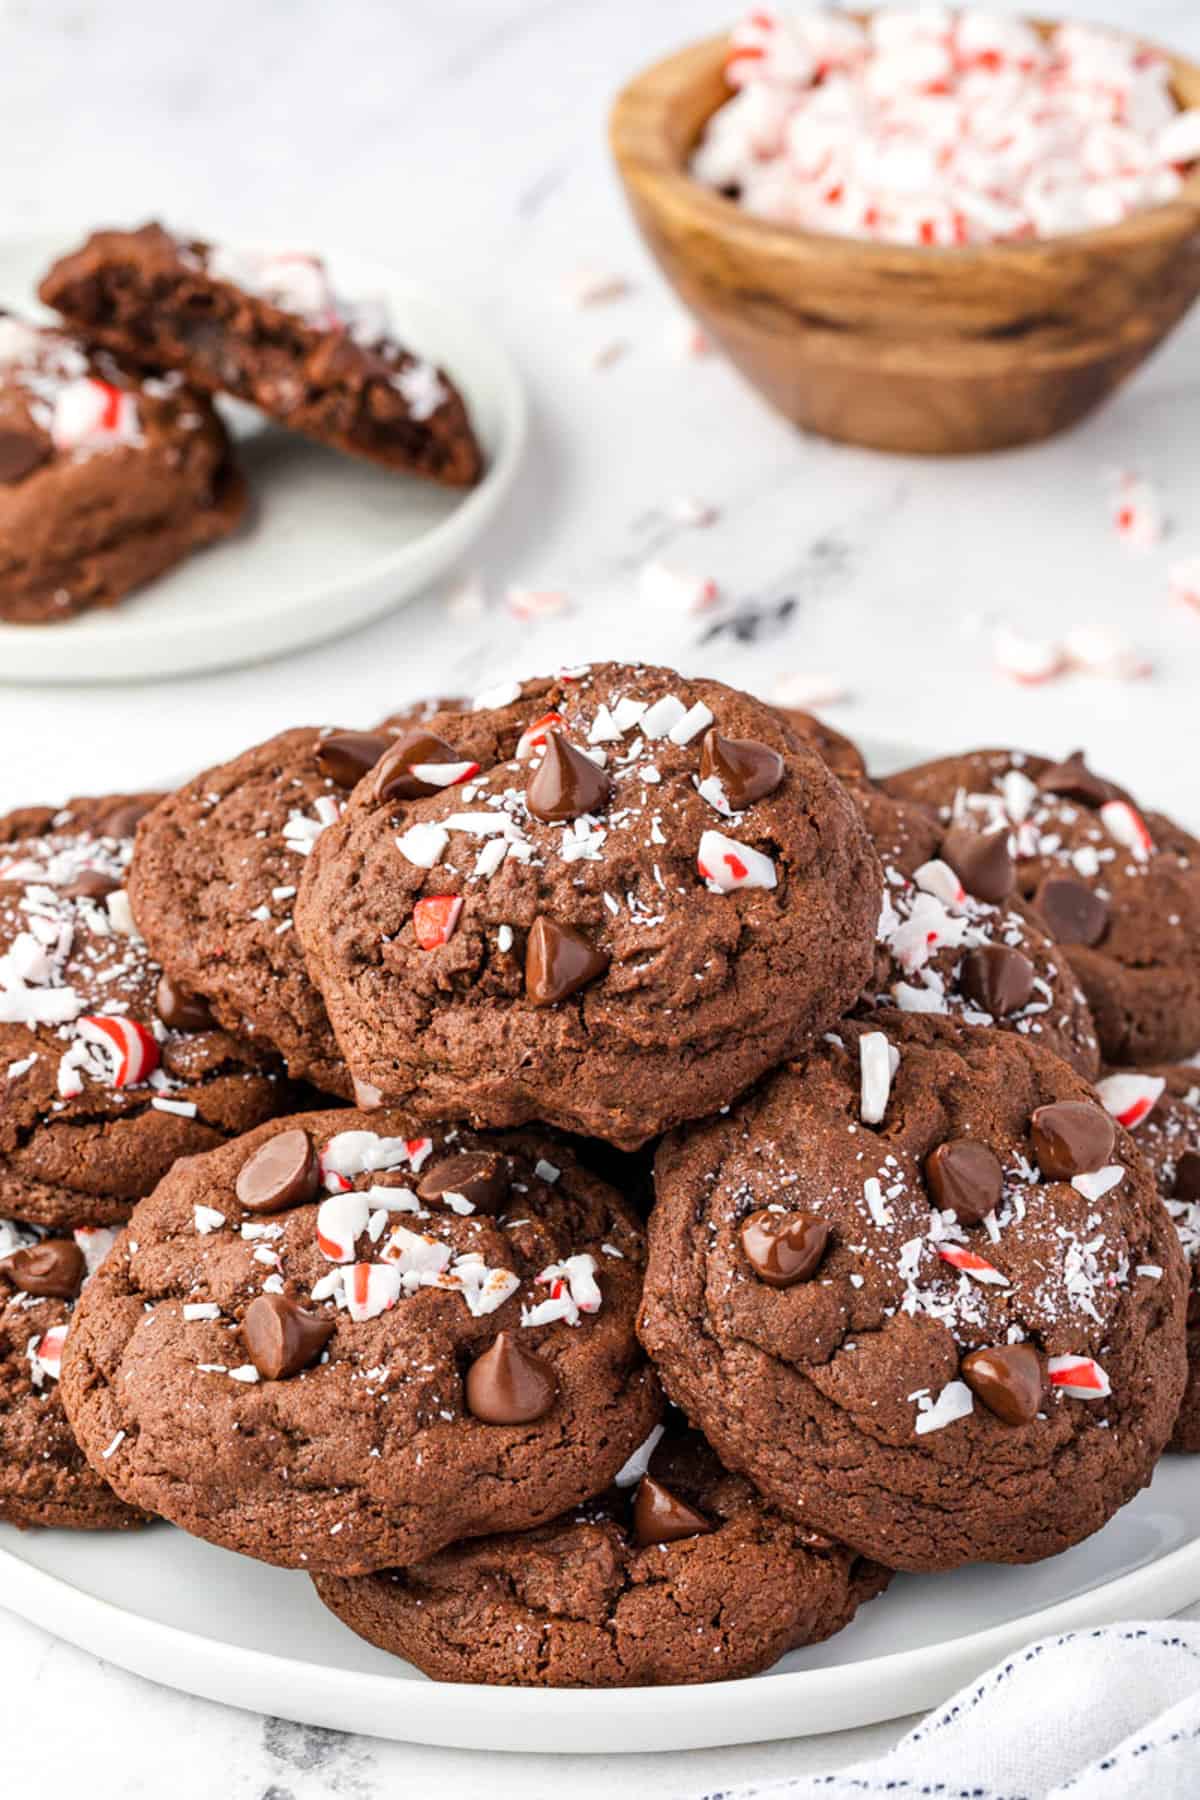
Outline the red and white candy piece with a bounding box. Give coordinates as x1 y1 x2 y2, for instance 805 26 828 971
345 1262 402 1322
913 1378 974 1436
50 378 140 452
1111 472 1165 550
1047 1353 1111 1399
316 1192 370 1263
29 1322 68 1386
1100 799 1154 862
73 1225 117 1277
993 628 1066 686
413 894 463 950
380 1224 452 1276
913 859 967 909
697 830 777 894
1096 1072 1165 1130
505 588 569 622
76 1015 160 1087
1071 1165 1125 1203
637 560 719 616
936 1243 1010 1287
406 759 480 789
1168 559 1200 615
516 712 564 760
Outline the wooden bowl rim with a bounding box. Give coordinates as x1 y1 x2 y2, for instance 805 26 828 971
610 23 1200 270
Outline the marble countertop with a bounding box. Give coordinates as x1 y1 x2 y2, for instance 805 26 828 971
2 0 1200 1793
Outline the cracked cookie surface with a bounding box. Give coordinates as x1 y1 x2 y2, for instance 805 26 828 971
314 1425 889 1686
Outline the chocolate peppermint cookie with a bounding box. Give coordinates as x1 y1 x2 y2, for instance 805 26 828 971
0 314 242 625
61 1110 660 1573
857 785 1099 1077
314 1425 889 1687
883 749 1200 1064
640 1013 1185 1571
295 664 881 1147
0 795 290 1230
775 708 867 784
126 727 381 1096
40 225 482 488
0 1217 148 1529
1096 1066 1200 1452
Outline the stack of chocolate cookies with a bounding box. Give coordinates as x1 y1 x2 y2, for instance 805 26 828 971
3 663 1198 1688
1 224 483 624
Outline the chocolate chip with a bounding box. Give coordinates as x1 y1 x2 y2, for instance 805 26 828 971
1034 876 1108 948
941 825 1014 903
961 1343 1042 1426
959 944 1035 1017
0 425 49 486
1036 750 1114 808
353 1077 384 1110
63 868 121 901
1173 1150 1200 1204
525 917 610 1007
632 1476 713 1548
924 1139 1003 1227
315 731 393 789
1030 1100 1115 1178
373 729 463 802
241 1293 334 1381
698 731 784 810
417 1150 510 1215
235 1129 320 1214
99 799 155 840
155 972 215 1032
525 732 611 822
465 1331 557 1424
740 1209 829 1287
0 1239 86 1300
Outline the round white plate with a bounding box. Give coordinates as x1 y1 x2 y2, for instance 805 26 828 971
0 233 527 683
0 733 1196 1753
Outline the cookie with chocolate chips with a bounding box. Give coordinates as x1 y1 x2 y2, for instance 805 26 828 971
0 1216 148 1529
856 785 1100 1076
0 795 292 1229
1097 1066 1200 1451
313 1425 889 1687
295 664 881 1147
640 1013 1185 1571
127 727 394 1096
774 708 867 784
60 1110 660 1573
882 748 1200 1064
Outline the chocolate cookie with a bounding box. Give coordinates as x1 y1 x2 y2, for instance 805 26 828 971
883 749 1200 1064
858 785 1100 1077
640 1014 1186 1571
0 314 242 625
295 664 881 1147
1097 1066 1200 1452
0 795 291 1230
0 1217 148 1529
60 1110 660 1573
40 225 482 488
313 1425 890 1687
775 708 867 784
126 727 379 1095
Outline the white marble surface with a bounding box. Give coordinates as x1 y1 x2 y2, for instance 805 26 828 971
2 1 1200 1794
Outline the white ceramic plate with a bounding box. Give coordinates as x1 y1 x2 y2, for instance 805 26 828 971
0 233 527 683
0 733 1196 1754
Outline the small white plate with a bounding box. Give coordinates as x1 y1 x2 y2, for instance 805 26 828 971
0 733 1196 1754
0 233 527 684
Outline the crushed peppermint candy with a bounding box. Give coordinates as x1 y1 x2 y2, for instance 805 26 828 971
695 12 1199 246
697 830 777 893
1096 1072 1165 1130
1047 1353 1111 1399
914 1380 974 1436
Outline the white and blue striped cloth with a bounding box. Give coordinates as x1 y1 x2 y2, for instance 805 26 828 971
708 1623 1200 1800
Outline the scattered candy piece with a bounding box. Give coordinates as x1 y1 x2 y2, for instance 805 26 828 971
75 1015 160 1087
413 894 464 950
1096 1072 1166 1130
914 1378 974 1435
638 560 720 615
1111 471 1166 550
1100 799 1154 862
936 1243 1010 1287
993 627 1067 686
859 1029 897 1125
505 587 569 622
697 829 778 893
1047 1353 1112 1399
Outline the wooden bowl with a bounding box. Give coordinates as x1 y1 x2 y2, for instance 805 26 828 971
610 26 1200 454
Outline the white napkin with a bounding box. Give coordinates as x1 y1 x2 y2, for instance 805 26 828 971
714 1622 1200 1800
